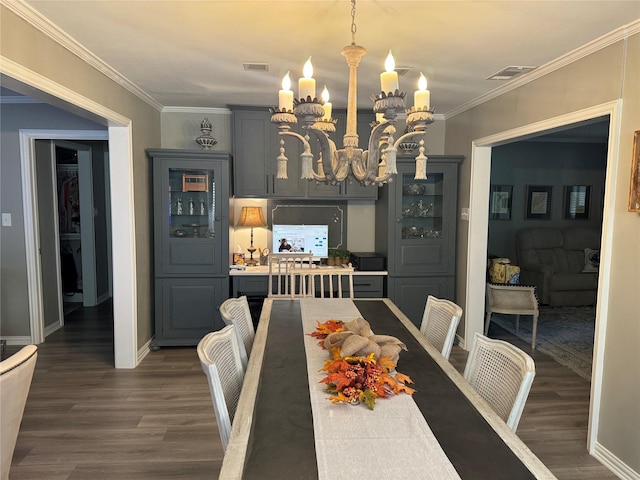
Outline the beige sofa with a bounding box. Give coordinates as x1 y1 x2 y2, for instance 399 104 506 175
515 227 600 306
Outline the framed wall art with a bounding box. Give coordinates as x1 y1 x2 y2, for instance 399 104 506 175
563 185 591 219
525 185 552 220
489 185 513 220
629 130 640 212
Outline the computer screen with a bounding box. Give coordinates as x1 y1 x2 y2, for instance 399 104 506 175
272 224 329 259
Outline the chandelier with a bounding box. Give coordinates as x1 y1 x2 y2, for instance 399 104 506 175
270 0 434 186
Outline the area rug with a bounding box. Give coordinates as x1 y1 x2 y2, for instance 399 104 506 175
490 306 595 381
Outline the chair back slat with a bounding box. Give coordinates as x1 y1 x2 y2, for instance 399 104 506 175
267 252 313 298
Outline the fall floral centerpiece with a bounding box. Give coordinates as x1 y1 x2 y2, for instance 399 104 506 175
309 319 344 348
320 349 414 410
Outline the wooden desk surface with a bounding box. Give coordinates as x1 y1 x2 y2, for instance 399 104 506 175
219 298 555 480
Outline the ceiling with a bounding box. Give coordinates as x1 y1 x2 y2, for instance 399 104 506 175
15 1 640 116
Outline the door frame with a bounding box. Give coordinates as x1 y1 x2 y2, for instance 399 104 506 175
20 127 138 369
465 100 622 452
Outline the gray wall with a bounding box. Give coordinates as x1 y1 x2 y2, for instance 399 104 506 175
488 141 607 261
445 33 639 474
2 4 162 351
1 103 105 337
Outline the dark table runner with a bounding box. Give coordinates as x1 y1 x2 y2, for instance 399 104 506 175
242 300 318 480
242 300 537 480
355 300 536 480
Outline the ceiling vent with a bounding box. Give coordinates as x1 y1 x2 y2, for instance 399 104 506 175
243 63 270 72
488 65 536 80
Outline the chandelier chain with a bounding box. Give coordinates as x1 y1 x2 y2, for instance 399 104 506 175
350 0 357 45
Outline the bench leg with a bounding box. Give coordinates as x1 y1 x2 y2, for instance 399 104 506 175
531 313 538 350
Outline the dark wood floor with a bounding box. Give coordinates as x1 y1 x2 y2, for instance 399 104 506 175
7 300 616 479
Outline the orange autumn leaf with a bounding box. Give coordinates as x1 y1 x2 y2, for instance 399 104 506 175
377 355 396 372
394 372 413 385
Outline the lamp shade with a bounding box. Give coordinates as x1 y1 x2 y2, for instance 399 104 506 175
236 206 267 228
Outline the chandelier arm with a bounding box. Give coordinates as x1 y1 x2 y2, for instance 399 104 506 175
306 126 346 183
279 130 319 180
393 130 426 148
362 121 395 177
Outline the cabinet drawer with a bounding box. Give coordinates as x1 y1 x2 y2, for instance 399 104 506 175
350 275 385 297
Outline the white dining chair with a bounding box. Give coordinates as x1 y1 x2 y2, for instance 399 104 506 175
463 333 535 432
197 326 245 451
485 283 539 349
219 296 255 370
419 295 462 360
1 345 38 480
267 252 314 298
307 265 355 299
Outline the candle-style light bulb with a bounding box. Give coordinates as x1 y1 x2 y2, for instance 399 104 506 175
321 86 332 120
380 50 399 93
278 71 293 111
418 72 427 91
414 72 430 110
282 72 291 91
298 57 316 100
303 57 313 79
385 51 396 73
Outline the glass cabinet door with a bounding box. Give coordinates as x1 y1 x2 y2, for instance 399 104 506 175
168 168 216 239
154 155 226 276
400 173 444 240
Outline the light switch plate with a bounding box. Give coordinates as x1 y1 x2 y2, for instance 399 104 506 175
2 213 12 226
460 207 469 221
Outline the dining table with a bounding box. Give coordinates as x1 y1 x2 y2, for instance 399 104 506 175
219 297 556 480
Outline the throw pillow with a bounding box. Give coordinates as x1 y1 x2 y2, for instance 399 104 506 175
583 248 599 272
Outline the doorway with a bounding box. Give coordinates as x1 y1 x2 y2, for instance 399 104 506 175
34 139 112 339
465 101 622 452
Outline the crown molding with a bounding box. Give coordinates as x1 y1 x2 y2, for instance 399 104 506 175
2 0 163 112
1 55 131 126
446 18 640 120
162 106 232 115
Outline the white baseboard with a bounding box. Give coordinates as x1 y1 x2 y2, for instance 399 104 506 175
455 333 467 351
593 441 640 480
44 322 63 338
137 337 153 366
0 336 32 345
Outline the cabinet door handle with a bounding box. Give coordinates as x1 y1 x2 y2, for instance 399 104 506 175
265 174 269 194
272 174 275 193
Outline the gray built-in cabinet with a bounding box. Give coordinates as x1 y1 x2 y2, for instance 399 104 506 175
147 149 230 348
231 106 377 199
375 155 463 326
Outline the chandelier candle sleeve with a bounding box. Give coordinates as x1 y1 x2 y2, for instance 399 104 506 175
380 51 399 93
321 86 332 120
279 72 294 111
298 58 316 100
414 73 430 110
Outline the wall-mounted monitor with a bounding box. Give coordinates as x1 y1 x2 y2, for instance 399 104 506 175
272 224 329 259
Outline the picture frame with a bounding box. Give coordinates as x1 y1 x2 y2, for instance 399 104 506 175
525 185 552 220
489 185 513 220
563 185 591 219
629 130 640 212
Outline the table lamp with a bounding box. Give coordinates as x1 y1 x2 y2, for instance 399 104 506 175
236 206 267 266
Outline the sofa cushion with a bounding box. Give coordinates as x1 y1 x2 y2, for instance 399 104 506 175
549 272 598 291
